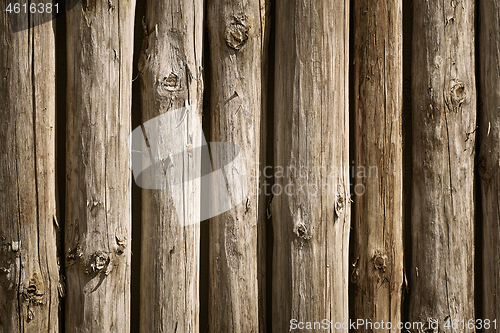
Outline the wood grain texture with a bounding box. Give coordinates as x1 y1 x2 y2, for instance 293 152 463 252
272 0 350 332
65 1 135 331
138 0 203 332
478 0 500 323
0 6 60 332
352 0 403 330
410 1 476 331
207 0 263 331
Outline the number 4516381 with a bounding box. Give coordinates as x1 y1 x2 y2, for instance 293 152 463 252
6 3 59 14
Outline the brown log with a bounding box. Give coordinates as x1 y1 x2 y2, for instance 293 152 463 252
207 0 264 331
352 0 404 330
0 4 60 332
65 1 136 331
272 0 351 332
410 0 476 331
479 0 500 324
137 0 204 331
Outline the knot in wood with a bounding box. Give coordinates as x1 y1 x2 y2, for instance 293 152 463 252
335 192 344 217
293 223 312 240
225 15 250 50
161 72 181 92
25 273 45 305
89 252 110 274
373 252 388 271
450 82 466 109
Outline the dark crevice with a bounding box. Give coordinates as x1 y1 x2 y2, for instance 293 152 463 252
263 0 275 331
131 0 146 331
348 0 356 330
402 0 413 325
474 1 483 330
199 0 210 330
55 2 67 331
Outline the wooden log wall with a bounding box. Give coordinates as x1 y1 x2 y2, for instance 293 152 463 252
0 0 499 332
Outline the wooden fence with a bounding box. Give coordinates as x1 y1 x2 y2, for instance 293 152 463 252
0 0 498 332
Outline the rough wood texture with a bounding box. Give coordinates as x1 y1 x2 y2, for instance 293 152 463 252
479 0 500 322
138 0 203 331
65 1 135 331
352 0 403 330
207 0 263 331
0 7 60 333
272 0 350 331
410 1 476 331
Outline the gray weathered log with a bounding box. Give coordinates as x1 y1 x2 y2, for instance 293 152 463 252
0 6 60 332
272 0 351 332
410 1 476 331
65 1 135 331
352 0 404 330
138 0 203 331
479 0 500 323
207 0 263 331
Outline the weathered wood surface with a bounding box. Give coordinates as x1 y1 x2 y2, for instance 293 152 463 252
410 0 476 331
479 0 500 323
138 0 203 331
0 6 60 332
352 0 403 330
65 1 135 331
272 0 350 332
207 0 263 331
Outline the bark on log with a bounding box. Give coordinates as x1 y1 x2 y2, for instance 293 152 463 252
207 0 263 331
137 0 203 331
65 1 135 331
272 0 351 332
479 0 500 323
410 1 476 331
352 0 404 330
0 5 60 332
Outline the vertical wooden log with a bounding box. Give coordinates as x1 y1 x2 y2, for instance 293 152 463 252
352 0 403 330
410 1 476 331
0 5 60 332
479 0 500 323
272 0 350 332
65 1 135 331
138 0 203 332
207 0 263 331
